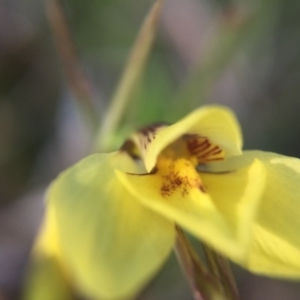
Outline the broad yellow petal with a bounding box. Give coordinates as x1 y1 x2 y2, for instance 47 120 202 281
227 151 300 278
117 158 265 262
24 255 73 300
34 205 64 264
130 106 243 172
200 159 265 261
49 152 175 300
25 203 72 300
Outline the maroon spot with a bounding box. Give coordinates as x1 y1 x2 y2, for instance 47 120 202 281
188 138 211 155
199 185 207 193
198 146 220 158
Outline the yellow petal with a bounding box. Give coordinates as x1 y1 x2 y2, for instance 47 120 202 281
25 202 72 299
116 157 265 262
34 205 64 264
200 158 266 261
130 105 243 172
24 255 73 300
49 152 175 299
229 151 300 278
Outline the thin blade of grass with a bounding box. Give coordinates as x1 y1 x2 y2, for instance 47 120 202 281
46 0 98 132
96 0 163 151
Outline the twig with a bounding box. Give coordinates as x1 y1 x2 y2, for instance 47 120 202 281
203 245 239 300
174 226 225 300
45 0 98 132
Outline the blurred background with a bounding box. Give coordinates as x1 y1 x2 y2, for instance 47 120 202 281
1 0 300 299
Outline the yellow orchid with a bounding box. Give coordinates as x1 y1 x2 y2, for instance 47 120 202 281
32 105 300 299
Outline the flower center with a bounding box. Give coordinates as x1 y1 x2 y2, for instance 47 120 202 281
155 135 225 198
156 157 205 197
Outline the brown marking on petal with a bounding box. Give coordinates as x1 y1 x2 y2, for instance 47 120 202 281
187 137 210 155
199 185 207 193
185 135 225 164
198 146 220 157
120 140 140 160
135 123 167 151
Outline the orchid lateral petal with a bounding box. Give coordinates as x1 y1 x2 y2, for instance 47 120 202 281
25 204 72 299
48 152 175 299
231 151 300 277
116 158 265 262
200 158 266 261
130 106 243 172
24 255 73 300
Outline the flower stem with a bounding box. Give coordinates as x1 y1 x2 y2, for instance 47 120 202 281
174 226 226 300
203 244 239 300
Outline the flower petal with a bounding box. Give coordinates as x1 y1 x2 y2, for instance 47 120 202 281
130 105 243 172
24 255 73 300
116 158 265 262
48 152 175 299
200 159 266 261
228 151 300 278
26 206 72 299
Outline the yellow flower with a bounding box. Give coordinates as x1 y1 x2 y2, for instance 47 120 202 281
32 106 300 299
